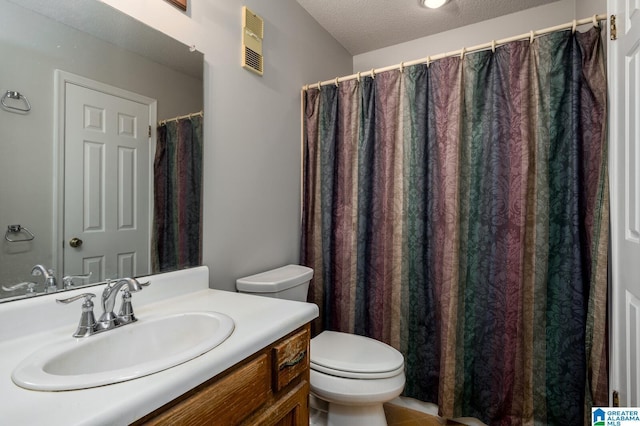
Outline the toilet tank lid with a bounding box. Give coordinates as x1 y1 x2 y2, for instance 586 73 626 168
236 264 314 292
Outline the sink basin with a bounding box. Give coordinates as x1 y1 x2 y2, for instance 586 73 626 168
12 311 234 391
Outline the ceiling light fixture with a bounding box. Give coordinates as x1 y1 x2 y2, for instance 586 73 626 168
422 0 448 9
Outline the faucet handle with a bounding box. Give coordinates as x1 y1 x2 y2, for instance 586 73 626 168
116 280 149 323
56 293 96 305
2 282 38 297
56 293 97 338
118 289 136 323
62 272 92 289
2 281 37 295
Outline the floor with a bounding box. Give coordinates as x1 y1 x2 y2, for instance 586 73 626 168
309 395 486 426
383 403 469 426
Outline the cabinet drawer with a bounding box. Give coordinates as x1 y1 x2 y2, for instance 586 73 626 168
142 353 270 426
272 327 309 392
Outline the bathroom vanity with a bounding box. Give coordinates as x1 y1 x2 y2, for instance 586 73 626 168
0 266 318 425
137 324 310 425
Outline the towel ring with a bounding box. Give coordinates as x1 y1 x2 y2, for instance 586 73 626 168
5 225 35 242
1 91 31 113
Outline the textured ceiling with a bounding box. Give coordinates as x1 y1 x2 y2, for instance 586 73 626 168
296 0 561 55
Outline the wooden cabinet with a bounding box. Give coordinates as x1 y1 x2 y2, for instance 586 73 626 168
134 324 311 426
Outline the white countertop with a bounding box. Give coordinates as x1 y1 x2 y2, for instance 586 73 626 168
0 266 318 425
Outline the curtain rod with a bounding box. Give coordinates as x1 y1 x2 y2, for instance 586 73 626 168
303 14 607 91
158 110 203 126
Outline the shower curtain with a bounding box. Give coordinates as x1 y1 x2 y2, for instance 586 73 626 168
301 27 608 425
152 115 203 273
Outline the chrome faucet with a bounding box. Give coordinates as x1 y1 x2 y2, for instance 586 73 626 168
31 264 57 293
98 278 146 329
57 277 150 337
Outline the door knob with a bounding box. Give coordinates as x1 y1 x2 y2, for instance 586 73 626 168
69 237 83 248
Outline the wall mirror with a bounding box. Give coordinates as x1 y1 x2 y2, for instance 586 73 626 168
0 0 204 302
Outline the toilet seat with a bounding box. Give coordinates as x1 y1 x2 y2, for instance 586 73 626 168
310 331 404 379
311 361 405 379
310 368 406 405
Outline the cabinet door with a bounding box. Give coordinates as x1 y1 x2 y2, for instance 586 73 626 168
247 380 309 426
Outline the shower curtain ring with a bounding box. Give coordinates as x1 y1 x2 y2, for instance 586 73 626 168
529 30 535 44
335 77 339 87
399 62 404 73
460 47 465 59
317 81 322 90
491 40 496 53
370 68 376 79
572 19 577 33
426 56 431 67
356 72 361 83
592 14 598 27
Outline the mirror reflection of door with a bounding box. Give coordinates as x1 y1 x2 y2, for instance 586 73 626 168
63 78 153 283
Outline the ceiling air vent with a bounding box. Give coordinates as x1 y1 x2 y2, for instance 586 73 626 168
242 6 264 76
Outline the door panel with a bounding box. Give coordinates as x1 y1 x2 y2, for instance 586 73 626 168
64 82 150 282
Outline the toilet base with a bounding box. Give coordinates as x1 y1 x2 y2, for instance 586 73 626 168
327 402 387 426
309 367 404 426
310 393 390 426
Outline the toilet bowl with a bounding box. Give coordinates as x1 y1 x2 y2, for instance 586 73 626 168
309 331 405 426
237 265 406 426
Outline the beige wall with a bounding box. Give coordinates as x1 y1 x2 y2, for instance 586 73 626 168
102 0 353 291
576 0 606 18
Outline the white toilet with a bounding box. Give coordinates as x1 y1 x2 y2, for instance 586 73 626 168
236 265 406 426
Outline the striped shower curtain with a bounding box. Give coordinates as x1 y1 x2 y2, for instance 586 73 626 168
301 27 608 425
152 115 203 273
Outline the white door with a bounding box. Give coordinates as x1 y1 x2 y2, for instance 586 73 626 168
64 82 150 283
609 0 640 407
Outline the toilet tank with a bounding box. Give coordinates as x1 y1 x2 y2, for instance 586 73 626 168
236 265 313 301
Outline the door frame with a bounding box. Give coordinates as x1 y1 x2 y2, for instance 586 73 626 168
53 70 157 278
607 0 620 406
607 0 640 406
